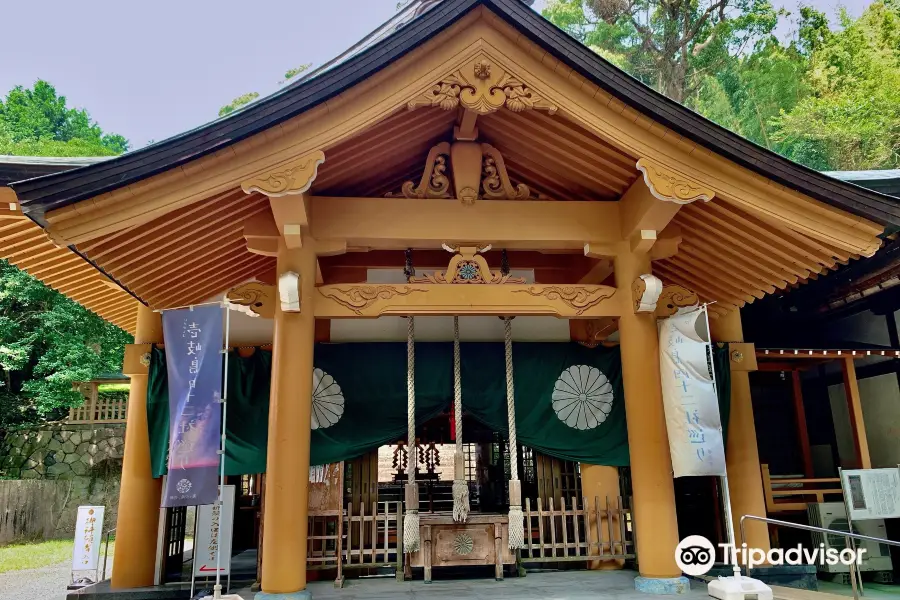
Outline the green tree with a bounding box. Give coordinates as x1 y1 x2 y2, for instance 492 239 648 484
543 0 779 104
0 81 133 432
772 1 900 170
0 80 129 156
0 260 131 433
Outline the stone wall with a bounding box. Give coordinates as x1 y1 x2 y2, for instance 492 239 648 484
0 424 124 542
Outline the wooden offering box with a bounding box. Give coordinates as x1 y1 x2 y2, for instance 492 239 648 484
409 513 515 582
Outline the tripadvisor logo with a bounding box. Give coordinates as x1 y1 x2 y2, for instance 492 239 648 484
675 535 868 576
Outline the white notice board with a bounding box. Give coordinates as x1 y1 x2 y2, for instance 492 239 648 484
193 485 235 576
841 468 900 521
72 505 105 572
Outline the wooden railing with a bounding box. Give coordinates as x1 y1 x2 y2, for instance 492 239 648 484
307 500 403 587
761 463 843 513
67 384 128 424
521 495 635 563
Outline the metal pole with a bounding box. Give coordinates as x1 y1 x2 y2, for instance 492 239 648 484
213 306 231 599
702 305 740 575
839 468 864 597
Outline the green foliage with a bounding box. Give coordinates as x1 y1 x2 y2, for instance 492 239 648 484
281 64 312 84
218 92 260 117
772 1 900 169
0 260 132 433
545 0 900 171
0 80 129 156
544 0 779 103
219 63 312 117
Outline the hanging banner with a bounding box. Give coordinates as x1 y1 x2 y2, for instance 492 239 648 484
162 305 224 507
193 485 236 576
71 505 105 574
659 307 726 477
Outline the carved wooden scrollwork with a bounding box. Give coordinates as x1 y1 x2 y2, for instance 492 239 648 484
386 142 530 203
653 284 700 318
408 58 557 116
636 158 714 204
481 144 529 200
225 282 276 318
387 142 452 199
317 285 425 316
241 150 325 197
511 286 617 316
410 246 525 284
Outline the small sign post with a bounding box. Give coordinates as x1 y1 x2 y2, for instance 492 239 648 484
191 485 236 595
70 505 105 588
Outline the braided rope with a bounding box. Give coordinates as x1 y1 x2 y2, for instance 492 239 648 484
504 317 524 549
452 316 469 522
403 315 420 552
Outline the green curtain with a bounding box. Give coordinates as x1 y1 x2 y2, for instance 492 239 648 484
147 340 731 475
714 343 731 445
147 347 273 478
460 342 629 466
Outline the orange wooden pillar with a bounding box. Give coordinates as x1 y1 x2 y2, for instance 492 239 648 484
112 304 163 589
257 240 317 600
791 370 814 478
841 357 872 469
615 250 687 593
710 310 769 553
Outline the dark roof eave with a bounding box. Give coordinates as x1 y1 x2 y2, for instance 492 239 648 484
10 0 900 229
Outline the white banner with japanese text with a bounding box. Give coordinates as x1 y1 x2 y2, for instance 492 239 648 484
658 306 726 477
71 505 105 572
193 485 235 576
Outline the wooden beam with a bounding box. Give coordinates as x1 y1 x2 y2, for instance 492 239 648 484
791 370 814 478
314 283 623 318
841 357 872 469
619 175 682 242
309 197 621 250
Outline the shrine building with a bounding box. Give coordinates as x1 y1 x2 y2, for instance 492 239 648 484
3 0 900 598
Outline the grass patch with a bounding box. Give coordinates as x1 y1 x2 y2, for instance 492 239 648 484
0 539 73 573
97 383 129 392
0 539 116 573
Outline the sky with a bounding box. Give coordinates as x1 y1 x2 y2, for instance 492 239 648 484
2 0 872 150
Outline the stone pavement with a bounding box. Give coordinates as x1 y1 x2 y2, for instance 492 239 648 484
232 570 711 600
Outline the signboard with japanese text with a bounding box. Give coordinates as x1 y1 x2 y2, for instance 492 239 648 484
162 305 224 507
193 485 235 576
841 468 900 521
659 307 726 477
71 505 105 573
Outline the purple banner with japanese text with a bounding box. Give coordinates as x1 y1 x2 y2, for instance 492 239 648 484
161 305 223 507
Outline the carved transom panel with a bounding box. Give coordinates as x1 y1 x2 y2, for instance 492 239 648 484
410 246 525 285
408 58 558 116
225 281 276 318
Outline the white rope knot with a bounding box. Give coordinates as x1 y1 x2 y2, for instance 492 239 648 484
403 510 420 553
507 505 525 550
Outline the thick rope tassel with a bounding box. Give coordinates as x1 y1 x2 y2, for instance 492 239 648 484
451 317 470 522
402 315 421 553
503 317 525 550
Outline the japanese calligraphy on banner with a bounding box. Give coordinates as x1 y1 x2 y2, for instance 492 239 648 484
658 306 726 477
193 485 235 576
162 305 224 507
71 505 105 572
